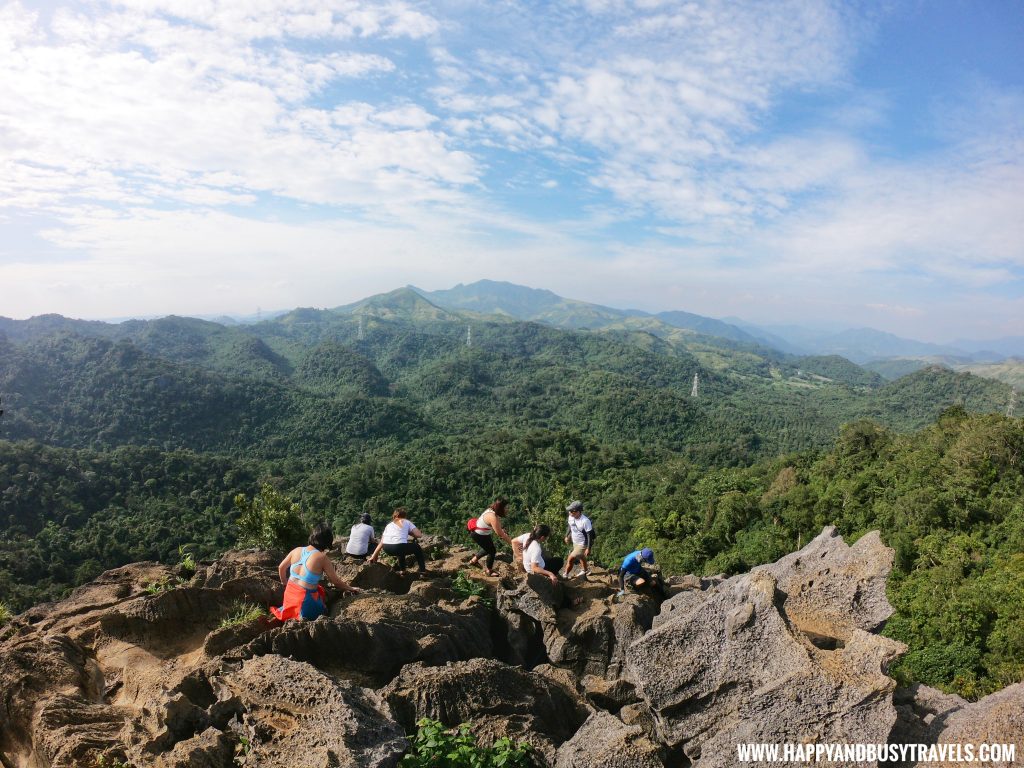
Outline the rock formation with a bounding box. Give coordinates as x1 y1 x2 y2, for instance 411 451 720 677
0 527 1019 767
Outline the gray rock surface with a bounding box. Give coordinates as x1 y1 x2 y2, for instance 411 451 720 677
554 712 666 768
925 683 1023 767
380 658 591 763
221 655 408 767
755 526 895 637
5 530 1010 768
628 569 905 766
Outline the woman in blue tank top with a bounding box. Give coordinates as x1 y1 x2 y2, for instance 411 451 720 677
271 523 362 621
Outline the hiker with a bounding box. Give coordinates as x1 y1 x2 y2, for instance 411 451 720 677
345 512 376 561
617 548 665 597
516 524 563 586
272 523 361 621
562 500 594 577
512 530 529 564
468 497 514 576
368 507 428 575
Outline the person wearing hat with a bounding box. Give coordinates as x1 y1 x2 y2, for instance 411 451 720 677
562 500 594 578
617 547 664 597
345 512 377 561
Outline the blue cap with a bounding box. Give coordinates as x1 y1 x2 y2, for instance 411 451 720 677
640 548 654 563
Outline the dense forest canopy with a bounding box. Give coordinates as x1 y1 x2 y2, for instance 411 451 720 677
0 292 1020 699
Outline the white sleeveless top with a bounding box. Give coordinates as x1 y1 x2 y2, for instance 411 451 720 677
474 509 493 534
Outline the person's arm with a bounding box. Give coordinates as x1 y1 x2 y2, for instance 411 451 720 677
511 538 524 562
368 540 384 563
320 554 361 594
490 514 512 546
409 523 423 540
584 527 595 556
278 550 294 586
618 568 626 592
531 561 558 586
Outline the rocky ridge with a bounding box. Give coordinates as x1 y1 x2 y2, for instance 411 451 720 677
0 527 1020 767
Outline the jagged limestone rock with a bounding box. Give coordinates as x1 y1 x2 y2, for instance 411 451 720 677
220 655 407 767
380 658 591 764
496 571 656 679
925 683 1023 768
754 526 895 637
628 568 905 767
554 712 666 768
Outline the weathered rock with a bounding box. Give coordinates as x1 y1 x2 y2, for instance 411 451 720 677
554 712 666 768
154 726 234 768
652 583 709 629
755 526 894 637
925 683 1023 768
220 655 407 767
238 592 493 687
628 570 905 766
0 634 103 759
889 684 967 747
190 548 282 606
497 572 653 678
33 694 129 767
380 658 591 764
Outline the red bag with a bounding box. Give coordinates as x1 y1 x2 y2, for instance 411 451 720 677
467 517 478 532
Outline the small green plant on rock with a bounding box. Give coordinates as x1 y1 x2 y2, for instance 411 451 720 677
400 718 533 767
219 601 266 629
142 577 178 595
451 571 494 607
177 545 197 576
0 601 11 627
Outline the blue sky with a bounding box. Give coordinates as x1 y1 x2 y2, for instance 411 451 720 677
1 0 1021 342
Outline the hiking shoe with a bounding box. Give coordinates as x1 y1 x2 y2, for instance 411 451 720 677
580 568 591 577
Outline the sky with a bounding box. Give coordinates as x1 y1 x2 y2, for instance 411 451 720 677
1 0 1022 342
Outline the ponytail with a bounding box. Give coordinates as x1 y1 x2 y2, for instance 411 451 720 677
392 507 408 522
526 524 550 548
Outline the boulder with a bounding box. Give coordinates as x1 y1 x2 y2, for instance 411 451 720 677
554 712 666 768
220 655 407 767
889 684 967 746
925 683 1023 768
380 658 591 764
754 526 894 637
497 572 653 678
627 570 905 766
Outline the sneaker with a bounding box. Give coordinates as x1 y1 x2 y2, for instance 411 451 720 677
580 568 591 577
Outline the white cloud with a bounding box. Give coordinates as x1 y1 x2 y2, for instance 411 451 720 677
0 0 1020 341
0 0 465 216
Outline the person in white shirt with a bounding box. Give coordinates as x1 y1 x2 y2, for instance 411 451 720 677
562 500 594 578
515 525 563 586
368 508 428 575
345 513 377 560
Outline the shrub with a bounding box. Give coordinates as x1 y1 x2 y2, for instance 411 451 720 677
219 601 266 629
451 571 494 606
0 601 11 626
400 718 533 767
234 484 307 550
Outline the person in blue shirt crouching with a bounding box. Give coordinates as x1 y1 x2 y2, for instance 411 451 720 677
617 548 666 598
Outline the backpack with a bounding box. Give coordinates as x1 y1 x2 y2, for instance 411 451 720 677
467 517 478 532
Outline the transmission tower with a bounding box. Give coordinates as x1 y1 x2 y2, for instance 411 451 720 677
466 325 472 348
357 315 365 341
1008 389 1018 418
690 373 699 398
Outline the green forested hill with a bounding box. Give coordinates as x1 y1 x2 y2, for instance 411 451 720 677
0 307 1012 459
1 411 1021 699
1 298 1021 699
